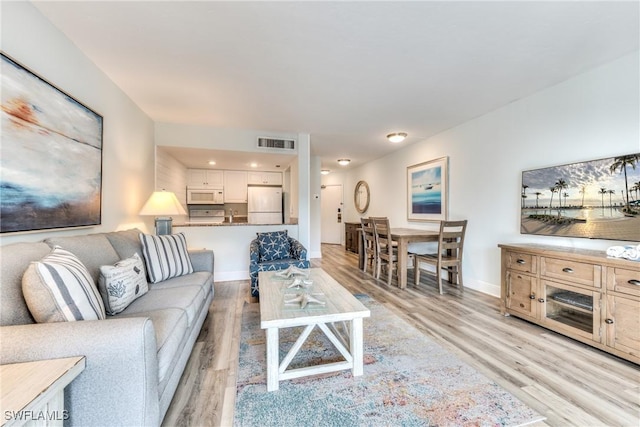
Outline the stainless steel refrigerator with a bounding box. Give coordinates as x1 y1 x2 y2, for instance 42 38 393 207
248 186 283 224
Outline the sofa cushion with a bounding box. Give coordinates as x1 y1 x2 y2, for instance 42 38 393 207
0 242 52 326
98 253 149 315
151 271 213 292
257 230 290 262
105 228 145 262
120 285 205 328
44 234 120 283
139 233 194 283
22 247 106 323
115 308 188 389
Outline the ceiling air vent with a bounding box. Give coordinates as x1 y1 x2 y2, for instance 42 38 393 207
257 137 296 150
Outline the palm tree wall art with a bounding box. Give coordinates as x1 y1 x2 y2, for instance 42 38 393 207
520 153 640 241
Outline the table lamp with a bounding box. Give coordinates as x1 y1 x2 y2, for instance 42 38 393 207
139 190 187 235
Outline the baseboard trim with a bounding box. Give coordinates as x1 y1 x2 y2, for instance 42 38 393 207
214 271 248 282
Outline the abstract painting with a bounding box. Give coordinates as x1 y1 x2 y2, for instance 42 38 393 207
521 153 640 241
1 53 103 233
407 156 448 221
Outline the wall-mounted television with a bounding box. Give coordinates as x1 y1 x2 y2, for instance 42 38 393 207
521 153 640 241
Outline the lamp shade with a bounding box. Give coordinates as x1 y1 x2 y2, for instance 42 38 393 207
139 191 187 216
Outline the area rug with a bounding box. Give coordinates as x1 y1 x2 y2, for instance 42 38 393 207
234 295 544 427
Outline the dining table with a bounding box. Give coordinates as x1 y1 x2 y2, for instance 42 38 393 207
358 227 440 289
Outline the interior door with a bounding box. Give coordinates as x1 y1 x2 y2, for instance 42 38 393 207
321 184 343 244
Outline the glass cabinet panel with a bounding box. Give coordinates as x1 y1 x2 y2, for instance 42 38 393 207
542 280 599 340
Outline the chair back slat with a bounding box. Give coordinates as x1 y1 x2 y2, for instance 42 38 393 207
437 220 467 259
371 217 392 255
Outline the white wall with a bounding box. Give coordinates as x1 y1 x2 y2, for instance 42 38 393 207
155 122 298 152
0 2 155 246
155 148 189 224
340 51 640 296
309 155 322 258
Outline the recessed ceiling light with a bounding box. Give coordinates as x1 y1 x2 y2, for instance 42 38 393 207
337 159 350 166
321 170 330 175
387 132 407 143
208 161 216 165
250 162 258 168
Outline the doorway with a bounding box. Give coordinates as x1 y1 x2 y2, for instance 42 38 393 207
321 184 343 244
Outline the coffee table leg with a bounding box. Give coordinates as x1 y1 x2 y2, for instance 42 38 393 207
266 327 279 391
351 317 364 376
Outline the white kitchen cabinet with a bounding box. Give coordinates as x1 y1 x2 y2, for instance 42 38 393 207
247 171 283 185
187 169 224 188
224 171 248 203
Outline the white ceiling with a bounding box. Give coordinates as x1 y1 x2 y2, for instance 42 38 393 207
32 1 639 171
159 146 296 171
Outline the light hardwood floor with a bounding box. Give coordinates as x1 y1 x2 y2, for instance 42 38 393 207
163 243 640 427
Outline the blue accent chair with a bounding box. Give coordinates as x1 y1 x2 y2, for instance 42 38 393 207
249 230 310 298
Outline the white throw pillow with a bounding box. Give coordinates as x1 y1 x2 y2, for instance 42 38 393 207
139 233 194 283
22 246 106 323
98 253 149 315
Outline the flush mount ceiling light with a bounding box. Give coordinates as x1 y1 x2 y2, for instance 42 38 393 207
387 132 408 143
208 160 216 165
321 169 330 175
337 159 351 166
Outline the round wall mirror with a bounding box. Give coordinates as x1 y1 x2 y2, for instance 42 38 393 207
354 180 370 213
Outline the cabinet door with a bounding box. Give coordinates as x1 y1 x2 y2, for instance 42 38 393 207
187 169 208 187
265 172 282 185
188 169 223 187
247 172 263 185
542 280 602 343
505 271 538 319
206 170 224 187
247 171 282 185
224 171 248 202
605 294 640 360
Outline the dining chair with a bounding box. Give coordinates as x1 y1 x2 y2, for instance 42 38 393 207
413 220 468 294
360 217 377 275
371 217 397 285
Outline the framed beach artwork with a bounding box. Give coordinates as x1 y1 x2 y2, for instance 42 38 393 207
0 53 103 234
407 156 448 221
520 153 640 241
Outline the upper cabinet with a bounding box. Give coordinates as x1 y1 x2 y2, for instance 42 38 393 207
247 171 283 186
224 171 248 203
187 169 224 188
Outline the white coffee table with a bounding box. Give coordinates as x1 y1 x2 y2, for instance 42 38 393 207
259 268 371 391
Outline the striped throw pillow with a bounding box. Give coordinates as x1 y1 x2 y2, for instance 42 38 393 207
139 233 194 283
22 246 106 323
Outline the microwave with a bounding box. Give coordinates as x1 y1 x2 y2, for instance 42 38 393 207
187 187 224 205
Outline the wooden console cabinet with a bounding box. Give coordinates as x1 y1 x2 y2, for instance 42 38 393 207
345 222 360 253
499 243 640 364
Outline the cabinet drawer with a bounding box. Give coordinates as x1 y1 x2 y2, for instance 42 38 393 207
607 267 640 297
506 251 537 274
541 257 601 288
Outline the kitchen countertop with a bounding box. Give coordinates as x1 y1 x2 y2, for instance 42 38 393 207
174 218 298 227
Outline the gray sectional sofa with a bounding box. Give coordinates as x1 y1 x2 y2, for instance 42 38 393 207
0 228 214 426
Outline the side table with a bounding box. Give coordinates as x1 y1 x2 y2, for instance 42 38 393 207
1 356 85 427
